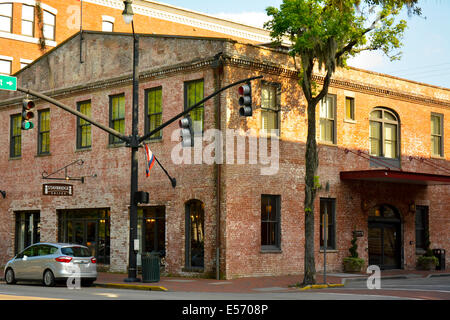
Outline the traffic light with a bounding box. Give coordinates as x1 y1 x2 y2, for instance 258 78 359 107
179 116 194 147
238 82 252 117
21 98 35 130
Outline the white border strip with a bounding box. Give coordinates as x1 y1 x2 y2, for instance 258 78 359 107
0 31 57 47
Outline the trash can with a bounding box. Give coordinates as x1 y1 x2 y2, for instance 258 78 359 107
141 252 160 283
432 249 446 271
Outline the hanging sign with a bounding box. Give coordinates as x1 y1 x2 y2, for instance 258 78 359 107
43 184 74 196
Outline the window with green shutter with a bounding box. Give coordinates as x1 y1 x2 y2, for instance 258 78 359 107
109 94 125 145
145 87 162 140
184 79 204 134
319 94 336 144
369 108 399 159
431 113 443 157
38 109 50 155
77 100 92 149
10 114 21 158
261 82 280 135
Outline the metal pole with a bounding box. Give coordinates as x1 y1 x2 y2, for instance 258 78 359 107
124 21 141 282
323 206 327 285
17 86 128 142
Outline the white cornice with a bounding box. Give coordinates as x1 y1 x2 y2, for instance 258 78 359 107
82 0 274 43
0 31 57 47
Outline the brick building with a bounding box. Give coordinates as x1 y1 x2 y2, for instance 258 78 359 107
0 0 273 76
0 31 449 278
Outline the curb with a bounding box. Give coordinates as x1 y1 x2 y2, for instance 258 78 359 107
299 284 344 291
94 283 168 291
426 273 450 278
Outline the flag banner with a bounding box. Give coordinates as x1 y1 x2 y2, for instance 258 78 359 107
145 144 156 178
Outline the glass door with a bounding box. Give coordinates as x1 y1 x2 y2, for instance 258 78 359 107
368 226 383 266
368 223 401 269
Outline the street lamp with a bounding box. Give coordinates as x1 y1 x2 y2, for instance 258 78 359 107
123 0 141 283
122 0 134 25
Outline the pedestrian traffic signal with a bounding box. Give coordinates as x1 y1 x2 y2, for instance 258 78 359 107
238 82 252 117
135 191 149 204
21 98 35 130
179 116 194 147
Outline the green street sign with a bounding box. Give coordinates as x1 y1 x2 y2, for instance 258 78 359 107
0 75 17 91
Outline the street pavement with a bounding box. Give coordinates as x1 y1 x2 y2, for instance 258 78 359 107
0 269 449 300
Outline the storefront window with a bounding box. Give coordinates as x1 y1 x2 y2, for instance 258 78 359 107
15 211 40 254
58 209 110 264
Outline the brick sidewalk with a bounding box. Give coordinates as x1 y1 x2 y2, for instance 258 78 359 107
94 269 450 293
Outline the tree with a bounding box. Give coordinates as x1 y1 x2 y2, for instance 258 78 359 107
264 0 421 285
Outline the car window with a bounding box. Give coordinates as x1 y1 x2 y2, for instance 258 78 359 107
61 246 91 257
38 245 57 256
19 245 37 257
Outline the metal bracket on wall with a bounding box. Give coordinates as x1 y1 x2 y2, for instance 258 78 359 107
41 159 97 183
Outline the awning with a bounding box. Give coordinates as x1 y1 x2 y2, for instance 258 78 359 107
340 169 450 185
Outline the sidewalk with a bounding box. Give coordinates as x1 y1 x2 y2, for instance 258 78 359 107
94 269 450 293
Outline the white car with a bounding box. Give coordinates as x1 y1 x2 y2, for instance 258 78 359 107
4 243 97 287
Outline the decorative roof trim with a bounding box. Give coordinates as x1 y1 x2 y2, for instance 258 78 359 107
224 55 450 109
82 0 273 43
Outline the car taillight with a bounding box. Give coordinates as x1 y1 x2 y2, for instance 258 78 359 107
91 257 97 264
55 256 72 263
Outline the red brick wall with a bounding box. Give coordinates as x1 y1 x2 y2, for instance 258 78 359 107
0 35 449 279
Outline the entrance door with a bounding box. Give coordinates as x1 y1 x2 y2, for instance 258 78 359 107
368 205 401 269
185 200 205 269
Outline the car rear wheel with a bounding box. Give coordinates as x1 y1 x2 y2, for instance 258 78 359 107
5 268 16 285
43 270 55 287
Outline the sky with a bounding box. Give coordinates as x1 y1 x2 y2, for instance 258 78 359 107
158 0 450 89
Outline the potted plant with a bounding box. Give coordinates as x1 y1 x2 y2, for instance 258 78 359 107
417 231 438 270
343 232 365 273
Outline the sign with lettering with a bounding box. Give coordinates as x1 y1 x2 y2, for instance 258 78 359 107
353 230 364 238
43 184 73 196
0 75 17 91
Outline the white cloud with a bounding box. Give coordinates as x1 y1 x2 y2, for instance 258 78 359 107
212 12 271 29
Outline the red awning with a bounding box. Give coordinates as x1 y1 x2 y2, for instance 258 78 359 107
340 169 450 185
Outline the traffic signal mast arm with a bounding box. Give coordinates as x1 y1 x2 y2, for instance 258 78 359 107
16 74 262 147
17 86 130 144
138 75 263 143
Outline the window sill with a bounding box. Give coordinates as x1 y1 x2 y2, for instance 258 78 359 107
35 153 51 158
260 247 282 254
182 267 204 273
107 143 126 149
416 248 426 255
318 141 337 148
75 147 92 153
431 155 445 160
9 156 21 161
343 119 357 124
319 249 338 253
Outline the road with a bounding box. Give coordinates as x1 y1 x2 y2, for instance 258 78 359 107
316 276 450 300
1 276 449 300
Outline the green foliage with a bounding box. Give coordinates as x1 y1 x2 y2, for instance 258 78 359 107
343 257 365 268
349 233 359 258
417 255 438 269
264 0 421 101
313 175 322 190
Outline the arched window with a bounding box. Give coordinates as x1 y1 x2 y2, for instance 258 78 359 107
369 108 400 159
185 199 204 269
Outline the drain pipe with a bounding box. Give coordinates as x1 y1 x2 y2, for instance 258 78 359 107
213 52 224 280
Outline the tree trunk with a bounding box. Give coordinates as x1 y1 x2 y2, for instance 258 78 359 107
302 99 319 286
